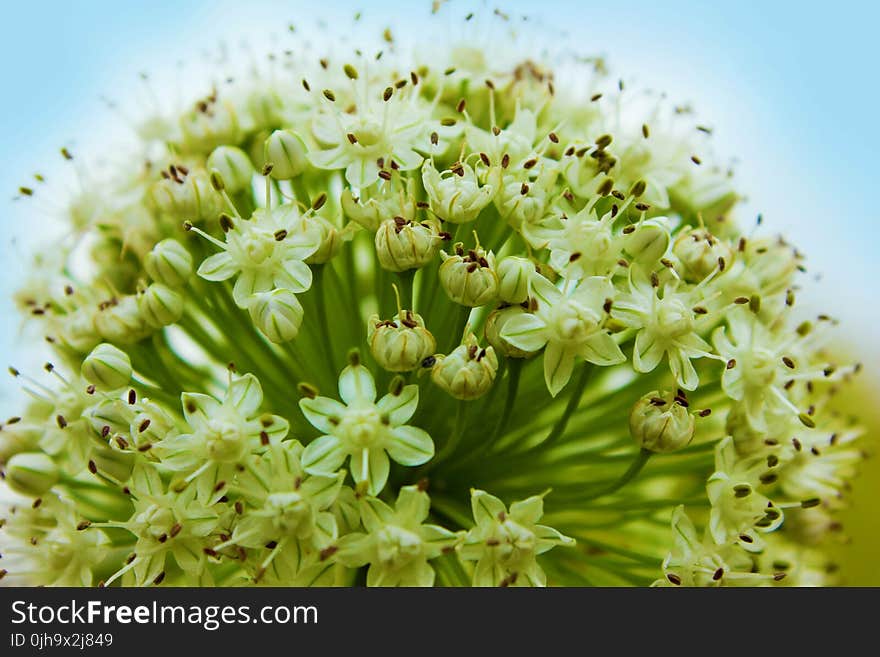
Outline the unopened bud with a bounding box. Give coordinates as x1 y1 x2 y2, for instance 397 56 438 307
431 333 498 400
673 227 733 282
247 289 304 343
624 217 671 264
81 343 133 390
496 256 533 304
144 239 193 287
439 243 498 307
264 130 308 179
368 311 436 372
375 218 440 272
207 146 255 193
6 452 60 496
139 283 185 328
629 390 696 453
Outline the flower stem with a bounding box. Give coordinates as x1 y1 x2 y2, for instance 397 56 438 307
432 400 469 466
313 264 337 375
582 448 653 502
517 362 593 455
396 269 416 310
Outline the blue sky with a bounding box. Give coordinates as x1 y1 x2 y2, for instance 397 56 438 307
1 0 878 410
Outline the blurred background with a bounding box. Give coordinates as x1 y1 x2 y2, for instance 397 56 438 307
1 0 877 582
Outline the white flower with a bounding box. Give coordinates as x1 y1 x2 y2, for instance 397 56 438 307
706 437 784 550
299 363 434 495
612 265 714 390
502 273 624 396
156 373 289 502
194 204 319 308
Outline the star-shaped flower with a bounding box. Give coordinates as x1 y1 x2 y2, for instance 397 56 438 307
336 485 459 586
501 273 625 396
299 363 434 495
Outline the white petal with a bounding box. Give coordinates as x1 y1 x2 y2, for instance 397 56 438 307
338 364 377 405
197 251 238 281
301 435 348 475
376 385 419 425
299 397 347 434
387 426 434 466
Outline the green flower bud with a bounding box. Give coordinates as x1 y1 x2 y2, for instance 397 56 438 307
246 288 304 343
303 215 341 265
485 306 540 358
81 343 133 390
623 217 671 264
144 239 193 287
629 390 696 453
496 256 534 304
375 218 440 272
264 129 308 180
91 445 135 482
94 295 151 344
431 333 498 400
148 167 224 221
179 99 241 153
207 145 255 193
341 186 417 232
368 309 437 372
673 227 733 282
5 452 60 496
439 240 498 307
139 283 185 328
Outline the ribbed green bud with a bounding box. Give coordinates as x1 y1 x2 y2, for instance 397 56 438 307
94 296 150 344
207 145 255 193
144 239 193 287
439 242 498 306
496 256 534 304
81 343 133 390
264 129 308 179
247 288 304 343
139 283 185 328
5 452 60 496
368 310 436 372
431 333 498 400
148 167 223 221
375 218 440 272
673 227 732 282
629 390 696 453
623 217 671 264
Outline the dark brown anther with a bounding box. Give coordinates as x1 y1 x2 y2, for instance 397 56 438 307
378 170 392 181
169 522 182 538
501 153 510 168
666 573 681 585
548 132 559 143
88 460 98 474
322 89 336 102
128 389 137 405
699 408 712 417
56 415 67 429
320 546 338 561
492 126 501 136
86 384 96 395
650 271 659 288
523 158 537 169
138 419 151 433
520 183 529 195
726 358 736 370
712 568 724 581
591 93 603 102
421 356 436 368
691 155 702 165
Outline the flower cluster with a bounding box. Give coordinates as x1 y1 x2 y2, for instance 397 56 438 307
0 7 865 587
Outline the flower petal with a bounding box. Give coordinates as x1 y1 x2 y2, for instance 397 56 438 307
509 495 544 526
470 489 506 526
301 435 348 475
274 259 313 294
181 392 222 428
350 447 390 495
500 313 548 352
395 485 431 526
197 251 238 281
338 364 377 405
299 396 347 434
387 426 434 466
227 373 263 416
543 341 576 397
633 330 665 373
376 385 419 426
579 331 626 366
